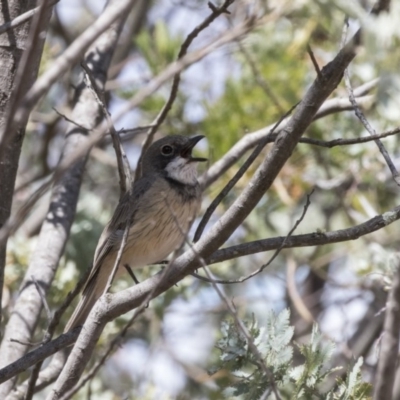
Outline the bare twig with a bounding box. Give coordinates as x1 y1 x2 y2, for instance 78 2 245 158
344 63 400 185
134 0 236 180
299 126 400 148
194 191 313 284
235 38 284 113
307 44 322 79
80 60 135 297
52 108 89 131
207 204 400 266
373 255 400 400
81 61 130 197
102 125 155 145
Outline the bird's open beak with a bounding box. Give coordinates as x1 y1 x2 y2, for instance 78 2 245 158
181 135 208 162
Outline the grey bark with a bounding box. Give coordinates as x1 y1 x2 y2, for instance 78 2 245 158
0 0 53 335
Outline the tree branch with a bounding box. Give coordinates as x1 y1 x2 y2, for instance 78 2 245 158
208 205 400 265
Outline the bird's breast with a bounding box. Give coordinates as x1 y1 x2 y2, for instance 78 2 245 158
120 182 200 268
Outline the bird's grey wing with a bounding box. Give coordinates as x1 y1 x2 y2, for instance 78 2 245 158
81 176 155 293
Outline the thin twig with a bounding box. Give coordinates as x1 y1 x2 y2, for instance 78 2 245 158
207 203 400 266
52 107 89 131
307 44 321 79
343 37 400 186
80 62 134 294
8 339 38 347
81 61 130 197
193 190 313 284
235 38 284 113
299 127 400 148
134 0 236 180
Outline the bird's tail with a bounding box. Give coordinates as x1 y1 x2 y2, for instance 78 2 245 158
64 266 109 332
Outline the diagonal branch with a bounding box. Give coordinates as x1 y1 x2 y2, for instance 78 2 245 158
344 69 400 186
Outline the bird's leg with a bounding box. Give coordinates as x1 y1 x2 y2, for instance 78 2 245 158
124 264 139 284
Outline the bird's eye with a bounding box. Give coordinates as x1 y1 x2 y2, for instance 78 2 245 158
161 145 173 155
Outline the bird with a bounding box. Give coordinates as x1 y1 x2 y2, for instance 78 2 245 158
65 135 207 332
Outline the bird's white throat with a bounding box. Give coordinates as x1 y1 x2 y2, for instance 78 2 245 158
165 156 198 185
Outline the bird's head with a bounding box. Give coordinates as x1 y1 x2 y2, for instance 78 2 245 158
142 135 207 185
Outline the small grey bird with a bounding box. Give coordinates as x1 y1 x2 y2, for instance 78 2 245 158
65 135 206 331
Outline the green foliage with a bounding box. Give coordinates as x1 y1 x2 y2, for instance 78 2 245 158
214 310 371 400
136 20 183 74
